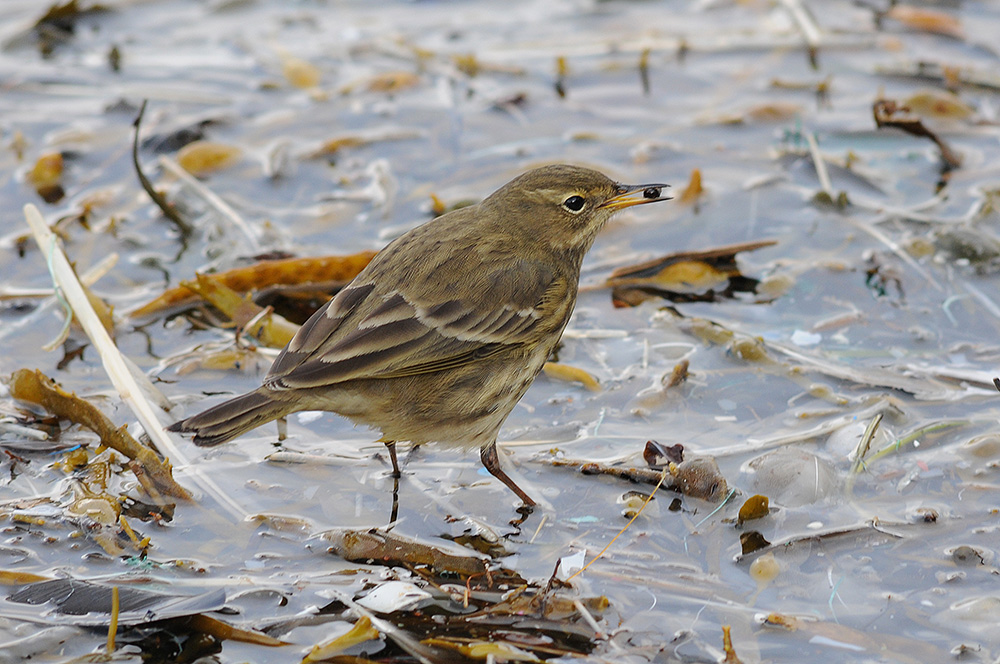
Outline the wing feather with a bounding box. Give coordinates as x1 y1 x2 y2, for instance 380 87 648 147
265 258 568 391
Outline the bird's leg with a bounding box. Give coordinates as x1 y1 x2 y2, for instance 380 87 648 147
480 441 536 507
389 473 400 525
377 437 401 523
380 438 401 478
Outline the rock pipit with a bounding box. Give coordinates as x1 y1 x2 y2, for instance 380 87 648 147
168 164 670 506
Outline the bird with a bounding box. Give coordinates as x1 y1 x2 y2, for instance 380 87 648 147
167 164 670 506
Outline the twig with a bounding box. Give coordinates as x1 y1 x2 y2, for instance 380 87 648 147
565 469 668 582
23 204 247 521
845 412 881 495
842 213 944 292
158 155 262 252
873 99 962 169
638 48 651 95
779 0 822 67
573 598 607 640
25 205 190 467
865 420 966 465
132 101 194 237
805 131 834 198
529 513 547 545
849 412 882 476
873 61 1000 93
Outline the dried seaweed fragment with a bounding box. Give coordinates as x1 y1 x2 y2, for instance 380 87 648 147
677 168 704 206
323 528 489 577
7 368 190 501
760 609 950 660
176 140 242 177
303 616 380 662
26 152 65 204
178 273 300 349
607 240 777 307
721 624 744 664
903 89 975 120
541 362 600 391
279 53 322 89
883 5 963 38
186 614 289 647
129 252 376 320
737 495 770 524
423 637 540 661
5 577 226 627
305 129 424 159
873 98 962 169
551 453 728 502
31 0 111 58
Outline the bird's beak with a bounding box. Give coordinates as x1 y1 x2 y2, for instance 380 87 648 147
599 183 672 211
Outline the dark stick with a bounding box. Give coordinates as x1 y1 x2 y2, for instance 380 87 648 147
132 100 194 237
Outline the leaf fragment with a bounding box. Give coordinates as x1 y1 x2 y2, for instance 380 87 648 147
423 638 541 662
903 89 974 120
179 273 301 348
886 5 963 38
188 614 290 646
737 494 770 524
281 54 322 89
340 71 421 94
27 152 65 203
740 531 771 556
303 616 380 663
542 362 600 391
176 140 241 177
129 252 377 320
607 240 776 307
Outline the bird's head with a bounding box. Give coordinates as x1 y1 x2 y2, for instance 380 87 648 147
481 164 671 254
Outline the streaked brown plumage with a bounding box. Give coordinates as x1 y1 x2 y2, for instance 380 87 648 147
167 164 670 505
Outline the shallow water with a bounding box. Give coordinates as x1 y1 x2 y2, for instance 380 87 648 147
3 0 1000 661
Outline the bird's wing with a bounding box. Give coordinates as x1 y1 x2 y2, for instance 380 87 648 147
265 258 569 390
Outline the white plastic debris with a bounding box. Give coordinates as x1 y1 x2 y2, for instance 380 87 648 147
355 581 431 613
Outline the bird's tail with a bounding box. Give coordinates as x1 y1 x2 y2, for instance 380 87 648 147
167 389 292 447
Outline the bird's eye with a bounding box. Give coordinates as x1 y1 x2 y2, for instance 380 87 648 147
562 195 586 212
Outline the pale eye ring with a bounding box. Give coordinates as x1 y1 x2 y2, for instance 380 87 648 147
562 195 586 213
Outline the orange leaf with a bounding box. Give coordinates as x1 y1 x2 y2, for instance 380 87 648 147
129 251 377 320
